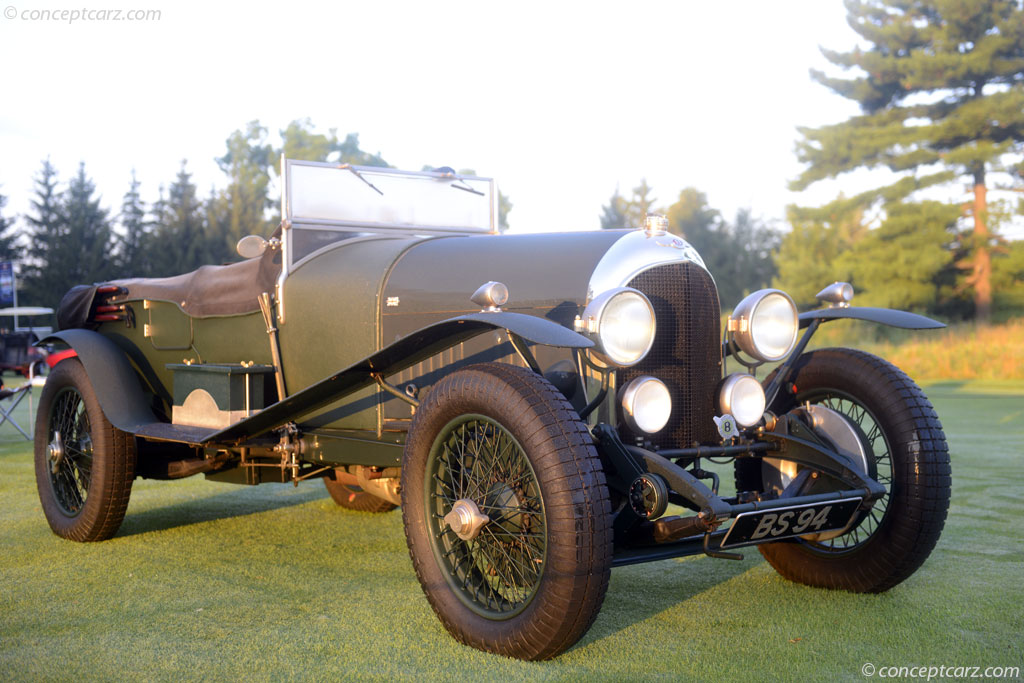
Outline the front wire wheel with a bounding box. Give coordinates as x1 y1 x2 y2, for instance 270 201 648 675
402 363 612 660
426 415 546 618
751 348 951 593
795 390 893 551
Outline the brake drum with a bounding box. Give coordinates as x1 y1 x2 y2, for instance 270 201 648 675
762 404 873 541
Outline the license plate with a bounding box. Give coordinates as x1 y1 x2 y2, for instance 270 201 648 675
720 498 863 549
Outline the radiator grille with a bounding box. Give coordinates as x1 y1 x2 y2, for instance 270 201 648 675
619 262 722 449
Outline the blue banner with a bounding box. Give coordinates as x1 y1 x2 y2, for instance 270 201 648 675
0 262 13 307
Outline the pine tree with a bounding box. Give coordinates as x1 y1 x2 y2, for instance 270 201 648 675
838 201 959 312
624 179 656 229
599 187 628 229
992 239 1024 315
22 159 66 307
774 200 867 307
791 0 1024 323
149 161 208 276
714 208 781 306
204 185 229 264
22 162 114 307
0 189 19 262
63 162 114 285
117 170 149 276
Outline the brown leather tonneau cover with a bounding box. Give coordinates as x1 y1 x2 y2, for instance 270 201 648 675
111 249 281 318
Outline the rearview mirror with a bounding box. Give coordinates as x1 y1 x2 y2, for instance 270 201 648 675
236 235 268 259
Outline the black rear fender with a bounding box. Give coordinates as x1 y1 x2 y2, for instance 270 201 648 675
40 329 159 434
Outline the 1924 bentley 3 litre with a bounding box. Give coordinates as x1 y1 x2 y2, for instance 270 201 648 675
36 159 951 660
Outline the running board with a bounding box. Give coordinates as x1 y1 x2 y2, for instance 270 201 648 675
133 422 217 445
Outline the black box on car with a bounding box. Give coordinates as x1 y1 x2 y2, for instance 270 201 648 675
166 362 276 429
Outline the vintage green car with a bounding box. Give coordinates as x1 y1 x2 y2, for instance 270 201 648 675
36 159 951 660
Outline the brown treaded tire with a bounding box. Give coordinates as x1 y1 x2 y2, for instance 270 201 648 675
401 363 612 660
34 358 136 542
323 472 396 513
745 348 951 593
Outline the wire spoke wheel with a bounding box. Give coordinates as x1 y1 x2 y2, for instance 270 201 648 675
752 348 950 593
402 363 611 660
796 390 893 552
426 415 546 618
34 358 135 542
46 387 94 516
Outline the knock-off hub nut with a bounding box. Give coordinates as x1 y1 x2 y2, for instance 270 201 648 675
444 499 490 541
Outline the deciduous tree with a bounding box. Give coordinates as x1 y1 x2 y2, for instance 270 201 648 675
666 188 781 307
774 200 867 307
600 180 656 230
215 121 275 252
278 118 389 167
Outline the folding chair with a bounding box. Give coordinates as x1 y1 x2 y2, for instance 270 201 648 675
0 383 32 440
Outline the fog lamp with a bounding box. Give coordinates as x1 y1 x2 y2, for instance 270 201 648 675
621 376 672 434
719 373 766 427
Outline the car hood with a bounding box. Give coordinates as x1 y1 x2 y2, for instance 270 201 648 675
380 230 627 341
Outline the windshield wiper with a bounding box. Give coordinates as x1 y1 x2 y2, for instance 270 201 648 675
339 164 384 196
450 179 484 196
434 167 484 196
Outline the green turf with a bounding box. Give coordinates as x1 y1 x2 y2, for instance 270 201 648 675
1 381 1022 681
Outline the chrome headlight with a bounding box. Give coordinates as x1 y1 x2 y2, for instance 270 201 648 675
728 289 798 362
621 376 672 434
578 287 656 367
719 373 766 427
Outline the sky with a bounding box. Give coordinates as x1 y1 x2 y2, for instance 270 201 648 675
2 0 1008 238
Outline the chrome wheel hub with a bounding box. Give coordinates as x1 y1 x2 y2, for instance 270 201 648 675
444 498 490 541
48 432 65 474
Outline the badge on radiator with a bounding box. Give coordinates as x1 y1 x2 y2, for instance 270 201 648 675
713 414 738 439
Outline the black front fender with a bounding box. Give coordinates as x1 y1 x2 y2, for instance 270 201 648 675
40 329 159 433
799 306 944 330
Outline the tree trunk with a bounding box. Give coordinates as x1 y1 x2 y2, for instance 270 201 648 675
972 167 992 325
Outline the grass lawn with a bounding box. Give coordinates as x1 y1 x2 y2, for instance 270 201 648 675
1 379 1022 681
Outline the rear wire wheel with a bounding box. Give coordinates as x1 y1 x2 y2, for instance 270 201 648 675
402 363 612 660
745 348 951 593
34 358 136 542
